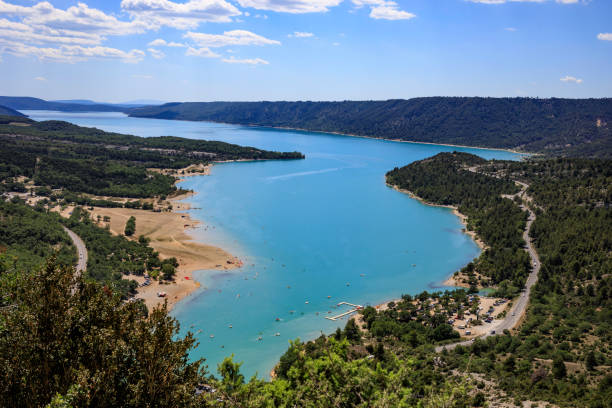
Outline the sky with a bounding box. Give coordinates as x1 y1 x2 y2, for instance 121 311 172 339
0 0 610 102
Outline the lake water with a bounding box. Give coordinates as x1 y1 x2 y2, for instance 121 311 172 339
23 110 522 378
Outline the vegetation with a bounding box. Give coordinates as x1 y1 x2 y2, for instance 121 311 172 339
1 140 610 406
129 97 612 157
387 152 530 294
0 96 128 112
0 105 25 117
64 207 169 296
0 116 304 198
0 258 204 407
0 197 75 270
124 215 136 236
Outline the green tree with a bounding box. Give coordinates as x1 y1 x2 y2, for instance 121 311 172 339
218 355 245 394
586 351 597 371
124 216 136 236
0 257 204 407
552 354 567 379
161 263 176 280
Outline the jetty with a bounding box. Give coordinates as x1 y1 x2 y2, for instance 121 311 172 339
325 302 363 321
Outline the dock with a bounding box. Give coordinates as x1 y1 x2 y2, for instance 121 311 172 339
325 302 363 321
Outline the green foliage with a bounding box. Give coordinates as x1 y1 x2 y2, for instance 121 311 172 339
65 207 159 297
0 257 205 407
437 157 612 407
0 198 75 269
124 215 136 236
0 118 304 198
387 152 529 289
129 97 612 157
552 353 567 379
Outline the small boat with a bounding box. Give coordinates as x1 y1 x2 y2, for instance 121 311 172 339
346 283 350 286
327 295 331 299
274 333 280 337
210 335 215 338
275 317 280 322
257 336 262 341
228 324 233 329
305 301 309 304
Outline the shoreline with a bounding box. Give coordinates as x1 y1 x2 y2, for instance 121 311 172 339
386 183 486 289
88 165 242 311
125 113 530 156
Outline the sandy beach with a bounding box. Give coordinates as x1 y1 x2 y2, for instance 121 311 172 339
88 189 240 311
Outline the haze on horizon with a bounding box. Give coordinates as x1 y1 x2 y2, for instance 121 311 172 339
1 0 611 103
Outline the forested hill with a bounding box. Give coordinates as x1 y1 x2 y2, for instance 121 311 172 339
0 115 304 198
0 104 25 117
129 97 612 157
0 96 128 113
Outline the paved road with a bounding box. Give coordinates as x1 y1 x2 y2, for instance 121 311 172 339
436 180 540 352
63 226 88 276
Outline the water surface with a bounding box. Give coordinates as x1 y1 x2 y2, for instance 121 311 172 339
23 110 522 378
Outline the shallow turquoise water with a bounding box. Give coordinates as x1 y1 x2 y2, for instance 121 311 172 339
23 110 522 378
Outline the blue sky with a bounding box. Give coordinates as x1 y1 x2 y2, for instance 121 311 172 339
1 0 610 102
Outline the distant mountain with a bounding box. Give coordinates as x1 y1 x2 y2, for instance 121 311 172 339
53 99 165 108
0 104 26 117
0 96 127 113
51 99 99 105
120 99 166 106
129 97 612 158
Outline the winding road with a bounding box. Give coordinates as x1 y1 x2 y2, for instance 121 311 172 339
63 226 88 277
436 178 540 352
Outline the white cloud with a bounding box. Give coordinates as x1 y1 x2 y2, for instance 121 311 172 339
597 33 612 41
184 30 280 47
222 56 269 64
132 74 153 79
0 1 146 37
120 0 242 29
148 38 186 47
34 76 46 81
0 39 145 63
352 0 415 21
332 42 340 46
235 0 342 13
504 27 517 31
147 47 165 59
560 75 583 84
288 31 314 38
185 46 220 58
0 1 146 63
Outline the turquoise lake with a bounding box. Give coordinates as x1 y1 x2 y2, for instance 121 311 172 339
23 110 522 378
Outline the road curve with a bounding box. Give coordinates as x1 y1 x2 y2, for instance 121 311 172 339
63 226 88 277
436 181 540 352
